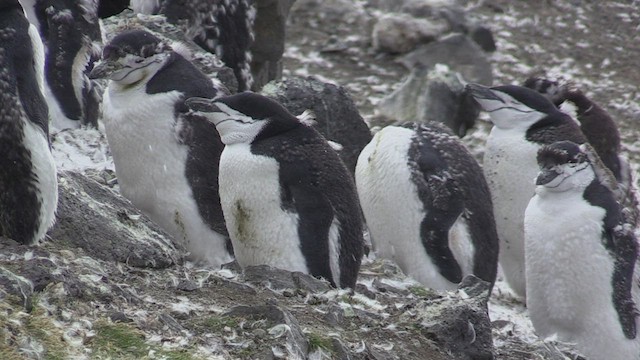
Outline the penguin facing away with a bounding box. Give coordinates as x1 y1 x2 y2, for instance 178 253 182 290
19 0 103 129
355 122 499 292
524 140 640 360
0 0 58 245
185 92 365 288
89 29 232 266
466 83 586 298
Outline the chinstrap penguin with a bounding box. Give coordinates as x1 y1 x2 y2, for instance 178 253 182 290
466 83 586 298
132 0 256 92
355 122 499 292
19 0 102 130
185 92 365 288
0 0 58 245
523 77 627 183
89 29 232 266
524 140 640 360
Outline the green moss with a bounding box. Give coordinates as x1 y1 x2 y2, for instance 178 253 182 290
408 286 432 298
307 332 333 353
193 315 239 333
92 321 149 358
91 321 205 360
23 304 67 360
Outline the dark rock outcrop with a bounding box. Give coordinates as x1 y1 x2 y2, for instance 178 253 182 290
251 0 297 91
261 77 373 172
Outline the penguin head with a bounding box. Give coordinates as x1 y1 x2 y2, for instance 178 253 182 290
185 92 300 145
466 83 559 130
522 77 566 107
535 141 593 192
89 29 172 86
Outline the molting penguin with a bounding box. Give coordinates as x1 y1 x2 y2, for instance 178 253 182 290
19 0 102 129
523 77 627 183
132 0 256 92
0 0 58 245
89 29 232 266
355 122 499 291
466 83 586 298
524 140 640 360
185 92 365 288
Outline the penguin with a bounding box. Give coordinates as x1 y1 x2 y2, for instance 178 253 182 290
185 92 365 289
19 0 102 130
132 0 256 92
466 83 586 298
0 0 58 245
355 122 499 292
523 77 626 183
89 29 232 266
524 140 640 360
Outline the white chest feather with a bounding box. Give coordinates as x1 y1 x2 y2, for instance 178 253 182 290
484 126 540 296
219 143 309 273
22 118 58 243
103 85 229 265
356 127 474 290
525 191 640 360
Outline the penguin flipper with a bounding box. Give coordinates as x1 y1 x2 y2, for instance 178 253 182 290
611 225 639 340
416 171 465 284
285 181 335 287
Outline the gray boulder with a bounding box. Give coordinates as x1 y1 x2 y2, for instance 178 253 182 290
400 33 493 85
261 77 372 172
377 65 480 137
49 171 183 268
372 13 449 54
251 0 297 91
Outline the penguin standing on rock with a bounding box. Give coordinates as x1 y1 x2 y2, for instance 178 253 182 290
89 29 232 266
185 92 365 289
525 140 640 360
355 122 499 291
0 0 58 245
19 0 103 129
466 83 586 298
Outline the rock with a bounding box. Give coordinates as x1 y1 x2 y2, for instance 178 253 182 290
469 24 497 52
243 264 331 293
290 0 371 31
377 64 480 137
49 171 183 268
412 275 494 359
101 10 238 93
261 77 372 172
399 33 493 85
372 14 449 54
251 0 297 91
225 303 308 358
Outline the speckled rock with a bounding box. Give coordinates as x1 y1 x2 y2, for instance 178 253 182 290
372 13 449 54
49 171 183 268
261 76 372 172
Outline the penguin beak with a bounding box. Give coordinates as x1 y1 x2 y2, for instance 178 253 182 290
88 59 122 80
465 83 504 103
535 169 560 186
185 97 221 113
